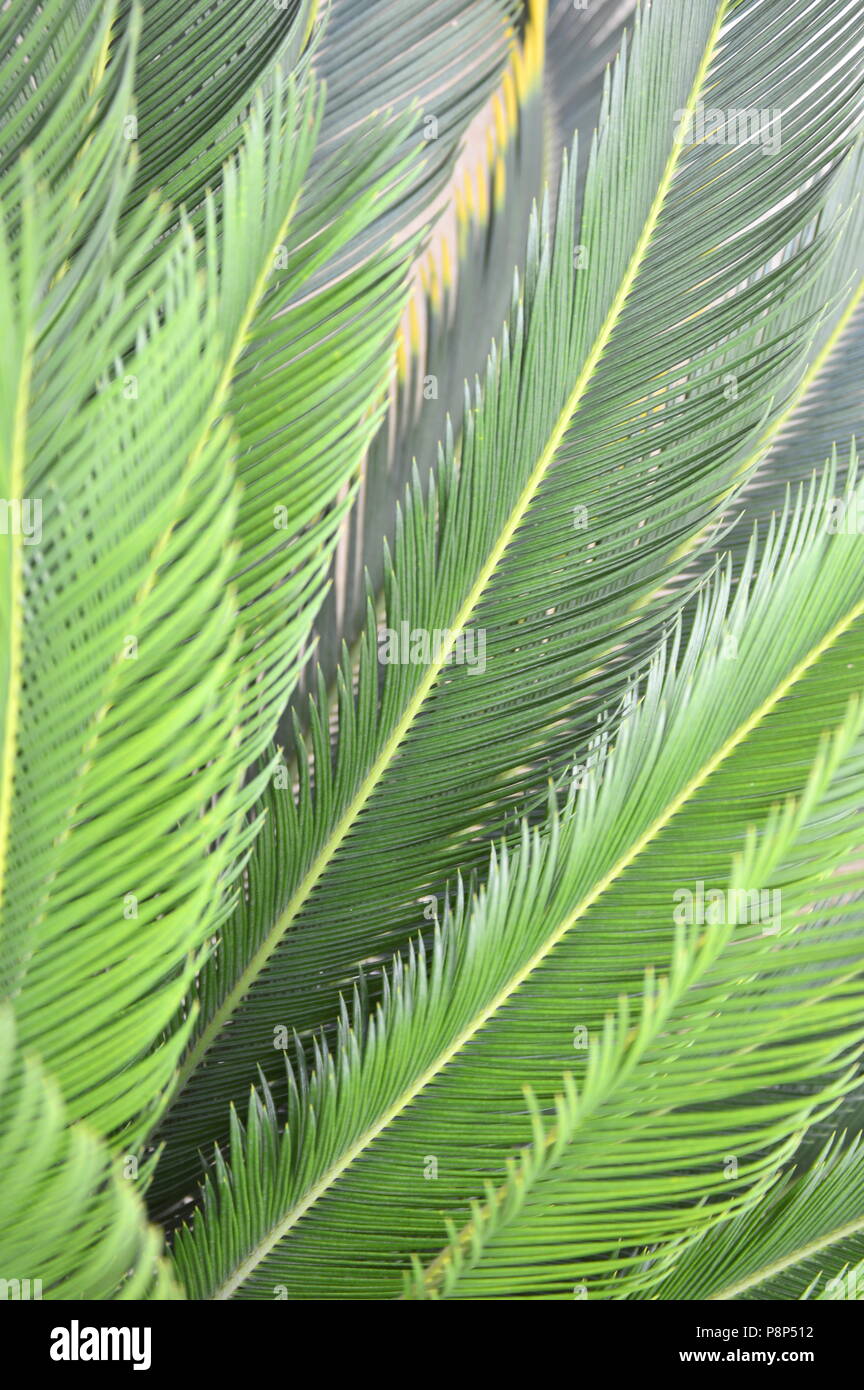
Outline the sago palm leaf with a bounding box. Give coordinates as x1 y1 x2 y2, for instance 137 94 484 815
152 0 864 1203
123 0 317 214
171 467 864 1297
190 79 419 780
304 0 641 710
4 0 864 1310
124 0 519 270
643 1137 864 1300
0 1009 179 1300
0 116 249 1141
300 2 548 706
0 7 422 1150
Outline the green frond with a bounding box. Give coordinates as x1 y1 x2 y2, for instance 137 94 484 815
0 0 129 207
301 3 547 708
171 465 864 1297
4 0 864 1307
0 1008 180 1300
0 29 422 1152
122 0 520 259
643 1137 864 1300
124 0 317 213
153 0 864 1204
184 73 420 786
0 136 248 1142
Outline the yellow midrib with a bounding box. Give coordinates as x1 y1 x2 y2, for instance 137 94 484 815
709 1215 864 1300
215 590 864 1299
182 0 733 1103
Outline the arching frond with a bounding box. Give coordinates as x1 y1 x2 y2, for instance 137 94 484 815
299 2 547 709
0 1009 179 1300
0 16 424 1153
153 0 864 1204
172 466 864 1298
642 1137 864 1300
4 0 864 1308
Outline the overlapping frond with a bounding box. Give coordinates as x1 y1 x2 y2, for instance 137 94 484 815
0 0 126 203
403 846 864 1303
298 0 547 707
153 0 864 1204
172 464 864 1298
642 1138 864 1300
4 0 864 1307
122 0 519 260
123 0 317 213
0 1009 179 1300
0 19 425 1154
188 78 420 789
0 108 249 1142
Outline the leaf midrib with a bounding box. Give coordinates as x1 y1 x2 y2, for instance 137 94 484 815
179 0 733 1104
215 553 864 1298
708 1214 864 1300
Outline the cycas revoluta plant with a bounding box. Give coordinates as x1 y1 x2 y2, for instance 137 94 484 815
1 0 864 1302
